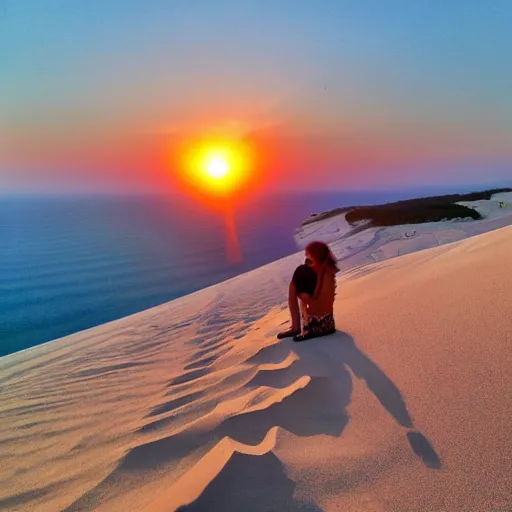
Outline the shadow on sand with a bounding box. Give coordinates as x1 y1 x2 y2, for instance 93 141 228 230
64 331 440 512
175 331 441 511
328 331 442 469
177 452 323 512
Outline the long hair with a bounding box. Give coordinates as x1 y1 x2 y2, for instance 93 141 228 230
306 241 339 273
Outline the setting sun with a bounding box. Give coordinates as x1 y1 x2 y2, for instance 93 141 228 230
174 137 255 201
205 155 230 180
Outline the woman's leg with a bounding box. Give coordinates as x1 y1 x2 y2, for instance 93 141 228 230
277 281 301 338
288 281 301 332
300 299 309 332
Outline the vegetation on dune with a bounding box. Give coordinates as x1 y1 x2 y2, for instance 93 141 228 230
301 188 512 228
345 202 480 226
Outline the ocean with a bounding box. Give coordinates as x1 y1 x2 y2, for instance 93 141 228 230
0 188 469 357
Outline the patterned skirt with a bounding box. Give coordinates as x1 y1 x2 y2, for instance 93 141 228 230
303 312 336 337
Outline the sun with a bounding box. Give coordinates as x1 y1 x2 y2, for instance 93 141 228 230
174 137 255 200
205 156 229 179
196 146 240 194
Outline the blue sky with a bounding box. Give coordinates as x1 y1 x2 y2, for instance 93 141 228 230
1 0 511 192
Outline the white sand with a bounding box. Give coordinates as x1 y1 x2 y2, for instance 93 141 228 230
1 193 511 511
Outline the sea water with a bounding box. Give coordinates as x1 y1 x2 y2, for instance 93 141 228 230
0 188 464 356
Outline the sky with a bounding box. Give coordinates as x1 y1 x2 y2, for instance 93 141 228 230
1 0 511 194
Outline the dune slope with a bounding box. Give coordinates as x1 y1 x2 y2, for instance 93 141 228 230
1 222 511 511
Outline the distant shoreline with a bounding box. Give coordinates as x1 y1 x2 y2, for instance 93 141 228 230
301 187 512 228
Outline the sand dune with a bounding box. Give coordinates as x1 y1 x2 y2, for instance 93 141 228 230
1 195 511 511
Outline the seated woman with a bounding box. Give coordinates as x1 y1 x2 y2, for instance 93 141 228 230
278 241 339 342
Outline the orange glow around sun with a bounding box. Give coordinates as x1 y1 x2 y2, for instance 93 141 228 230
174 138 254 201
167 135 257 263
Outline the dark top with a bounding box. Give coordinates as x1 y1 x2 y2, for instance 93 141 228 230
292 264 317 297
